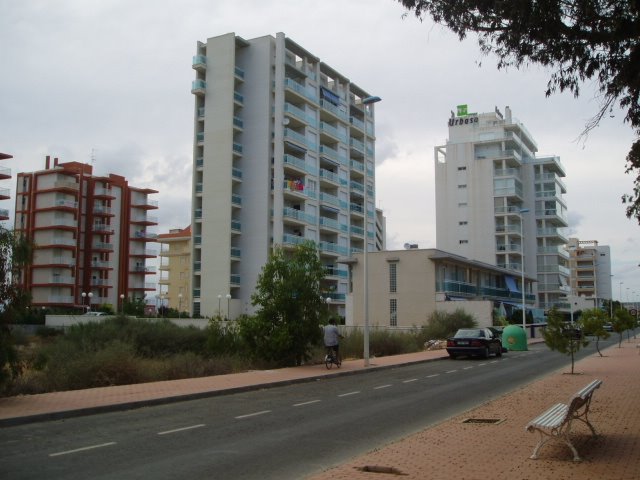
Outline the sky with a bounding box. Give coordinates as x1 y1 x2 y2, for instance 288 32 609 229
1 0 638 302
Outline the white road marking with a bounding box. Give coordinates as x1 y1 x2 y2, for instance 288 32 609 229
445 370 458 374
293 400 321 407
49 442 116 457
374 384 392 390
338 391 360 397
478 363 487 366
158 424 205 435
463 366 474 370
403 378 418 383
426 374 439 378
235 410 271 419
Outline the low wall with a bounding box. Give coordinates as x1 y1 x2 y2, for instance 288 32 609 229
434 300 494 327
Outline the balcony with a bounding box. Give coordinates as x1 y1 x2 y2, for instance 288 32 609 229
0 165 11 180
91 260 113 269
231 220 242 232
230 247 241 259
233 143 243 156
319 168 339 185
0 208 8 220
438 280 477 296
192 55 206 71
191 79 206 96
349 116 365 132
320 121 346 143
318 241 348 256
284 78 317 103
131 198 159 210
320 99 348 122
231 194 242 207
285 103 314 125
230 274 241 286
234 66 245 80
284 207 315 224
92 242 114 251
93 205 113 216
233 91 244 106
92 223 113 234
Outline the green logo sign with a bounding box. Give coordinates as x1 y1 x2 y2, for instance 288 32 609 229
457 104 468 116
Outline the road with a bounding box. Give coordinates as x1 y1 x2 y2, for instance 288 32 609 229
0 340 614 479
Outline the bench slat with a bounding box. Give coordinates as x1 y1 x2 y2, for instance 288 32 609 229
527 403 567 429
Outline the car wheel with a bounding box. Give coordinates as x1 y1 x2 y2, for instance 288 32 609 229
483 347 490 359
496 347 502 357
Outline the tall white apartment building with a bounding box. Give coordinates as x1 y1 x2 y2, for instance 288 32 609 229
190 32 381 319
567 238 612 307
435 105 570 312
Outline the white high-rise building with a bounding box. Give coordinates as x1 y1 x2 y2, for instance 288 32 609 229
435 105 570 312
567 238 612 308
190 32 381 319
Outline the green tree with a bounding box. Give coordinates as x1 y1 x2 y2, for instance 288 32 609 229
122 296 146 317
612 307 634 346
398 0 640 222
242 241 326 366
0 228 34 388
542 306 589 374
580 308 610 356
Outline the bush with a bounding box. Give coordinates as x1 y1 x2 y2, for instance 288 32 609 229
421 309 478 340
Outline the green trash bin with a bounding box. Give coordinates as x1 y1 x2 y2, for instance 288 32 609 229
502 324 528 351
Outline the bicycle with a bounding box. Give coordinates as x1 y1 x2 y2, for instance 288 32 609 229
324 346 341 369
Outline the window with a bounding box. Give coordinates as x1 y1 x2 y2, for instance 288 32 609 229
459 221 468 226
389 263 397 293
390 299 397 327
458 202 467 207
459 240 468 244
458 184 467 189
457 166 467 171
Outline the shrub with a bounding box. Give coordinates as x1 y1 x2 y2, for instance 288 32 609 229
421 309 478 340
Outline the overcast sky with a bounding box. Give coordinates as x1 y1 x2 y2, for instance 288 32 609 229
1 0 638 301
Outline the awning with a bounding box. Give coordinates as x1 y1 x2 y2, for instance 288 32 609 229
285 141 307 154
320 86 340 106
504 275 520 293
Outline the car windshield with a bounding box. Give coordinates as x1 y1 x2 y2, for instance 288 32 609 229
454 329 484 338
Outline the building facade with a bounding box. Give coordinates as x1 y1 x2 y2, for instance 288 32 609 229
14 156 158 311
567 238 612 308
190 32 381 319
342 248 537 329
158 225 191 314
0 152 12 222
434 105 570 311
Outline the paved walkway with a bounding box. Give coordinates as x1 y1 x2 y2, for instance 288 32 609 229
1 338 638 480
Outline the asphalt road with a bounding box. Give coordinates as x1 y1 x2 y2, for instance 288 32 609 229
0 339 615 480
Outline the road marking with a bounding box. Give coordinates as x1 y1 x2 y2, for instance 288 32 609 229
403 378 418 383
445 370 458 374
338 391 360 397
374 384 392 390
463 366 474 370
158 424 205 435
49 442 116 457
235 410 271 419
477 363 487 366
489 360 499 364
293 400 321 407
426 374 439 378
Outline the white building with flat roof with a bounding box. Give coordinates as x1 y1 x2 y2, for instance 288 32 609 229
190 32 383 319
435 105 570 312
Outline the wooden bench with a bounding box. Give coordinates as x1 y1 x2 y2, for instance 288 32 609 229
525 379 602 462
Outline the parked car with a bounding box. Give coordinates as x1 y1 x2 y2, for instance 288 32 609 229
82 311 108 316
603 322 614 332
562 323 583 339
446 328 503 359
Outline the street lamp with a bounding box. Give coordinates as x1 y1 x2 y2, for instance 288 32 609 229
218 294 222 317
226 293 232 320
87 292 93 312
362 94 381 367
178 293 183 318
519 208 529 341
119 293 125 315
81 292 87 312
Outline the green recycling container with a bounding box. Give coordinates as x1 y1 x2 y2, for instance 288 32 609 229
502 324 528 351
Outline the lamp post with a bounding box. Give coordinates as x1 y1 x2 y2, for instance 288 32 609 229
81 292 87 312
87 292 93 312
362 95 381 367
226 293 231 320
619 281 624 305
178 293 183 318
218 294 222 317
519 208 529 340
119 293 125 315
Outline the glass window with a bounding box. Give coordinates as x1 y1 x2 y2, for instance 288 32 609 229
389 262 397 293
390 299 397 327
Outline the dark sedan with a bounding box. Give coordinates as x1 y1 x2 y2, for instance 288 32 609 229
446 328 503 359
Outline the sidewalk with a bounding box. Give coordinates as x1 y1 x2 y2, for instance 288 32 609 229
1 339 638 480
309 340 640 480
